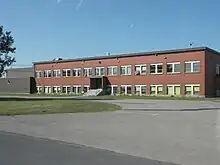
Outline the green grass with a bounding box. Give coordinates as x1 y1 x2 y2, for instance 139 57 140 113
0 100 121 116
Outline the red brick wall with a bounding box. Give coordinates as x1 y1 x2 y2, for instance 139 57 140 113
35 50 205 95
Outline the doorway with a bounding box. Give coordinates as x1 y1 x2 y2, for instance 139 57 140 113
90 78 102 89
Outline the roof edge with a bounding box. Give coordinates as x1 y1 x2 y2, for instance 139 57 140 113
33 47 214 65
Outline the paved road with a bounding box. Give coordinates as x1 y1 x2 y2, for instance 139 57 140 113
0 131 178 165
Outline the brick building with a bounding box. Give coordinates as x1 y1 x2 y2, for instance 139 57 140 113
33 47 220 97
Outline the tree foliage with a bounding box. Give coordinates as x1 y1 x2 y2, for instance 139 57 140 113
0 25 16 74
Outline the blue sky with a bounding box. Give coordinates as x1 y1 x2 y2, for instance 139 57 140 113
1 0 220 66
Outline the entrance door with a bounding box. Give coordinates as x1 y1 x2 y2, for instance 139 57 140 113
90 78 102 89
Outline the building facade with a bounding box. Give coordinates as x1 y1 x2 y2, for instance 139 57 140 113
0 67 36 94
33 47 220 97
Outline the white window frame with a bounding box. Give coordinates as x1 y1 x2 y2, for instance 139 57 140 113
73 85 82 95
150 85 163 95
35 70 42 78
167 84 181 96
134 85 146 96
44 70 52 78
107 66 117 76
109 85 118 95
120 85 132 95
44 86 52 94
184 61 200 73
62 69 71 77
52 86 61 94
166 62 181 73
134 64 147 75
83 68 92 77
95 67 105 76
184 84 200 96
150 63 163 74
53 69 61 77
83 85 90 92
36 86 43 93
120 65 131 75
73 68 81 77
62 85 71 94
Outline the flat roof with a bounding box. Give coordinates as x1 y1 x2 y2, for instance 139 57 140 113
33 47 220 65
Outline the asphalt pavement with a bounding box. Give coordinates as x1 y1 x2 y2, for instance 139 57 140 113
0 131 178 165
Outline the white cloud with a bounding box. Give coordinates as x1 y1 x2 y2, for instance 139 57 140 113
76 0 84 10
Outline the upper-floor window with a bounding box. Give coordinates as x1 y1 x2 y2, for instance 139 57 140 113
134 64 146 75
107 66 117 76
120 65 131 75
53 70 61 77
95 67 104 76
216 64 220 75
62 69 71 77
35 71 43 78
184 61 200 73
83 68 92 77
150 63 163 74
166 62 181 73
73 68 81 77
44 70 52 78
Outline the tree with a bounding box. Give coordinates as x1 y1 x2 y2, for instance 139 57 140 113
0 25 16 74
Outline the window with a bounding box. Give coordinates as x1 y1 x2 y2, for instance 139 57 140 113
150 85 163 95
62 69 71 77
95 67 105 76
44 70 52 78
53 86 61 93
44 86 52 94
150 63 163 74
120 65 131 75
135 64 147 75
83 68 92 77
120 85 132 95
166 62 181 73
107 85 118 95
73 68 81 77
184 61 200 73
107 66 117 76
35 71 43 78
184 84 200 96
167 85 181 96
73 85 82 95
135 85 146 96
83 85 90 93
216 64 220 75
53 70 61 77
62 86 71 94
37 86 43 93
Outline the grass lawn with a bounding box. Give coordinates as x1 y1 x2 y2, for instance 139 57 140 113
0 100 121 116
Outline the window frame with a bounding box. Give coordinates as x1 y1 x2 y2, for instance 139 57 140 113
167 84 181 96
184 84 200 96
184 61 200 73
95 67 105 76
73 85 82 95
35 70 43 78
134 85 147 96
166 62 181 74
120 65 131 76
62 69 71 77
44 70 52 78
134 64 147 75
73 68 81 77
53 69 61 77
107 66 117 76
150 63 163 74
150 85 163 95
83 68 92 77
120 85 132 95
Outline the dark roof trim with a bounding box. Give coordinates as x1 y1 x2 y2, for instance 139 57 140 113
33 47 219 65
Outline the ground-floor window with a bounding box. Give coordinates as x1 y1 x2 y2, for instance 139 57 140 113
107 85 118 95
73 85 82 95
44 86 52 94
37 86 43 93
62 86 71 94
184 84 200 96
150 85 163 95
83 85 90 93
135 85 146 96
167 85 181 96
120 85 132 95
53 86 61 94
